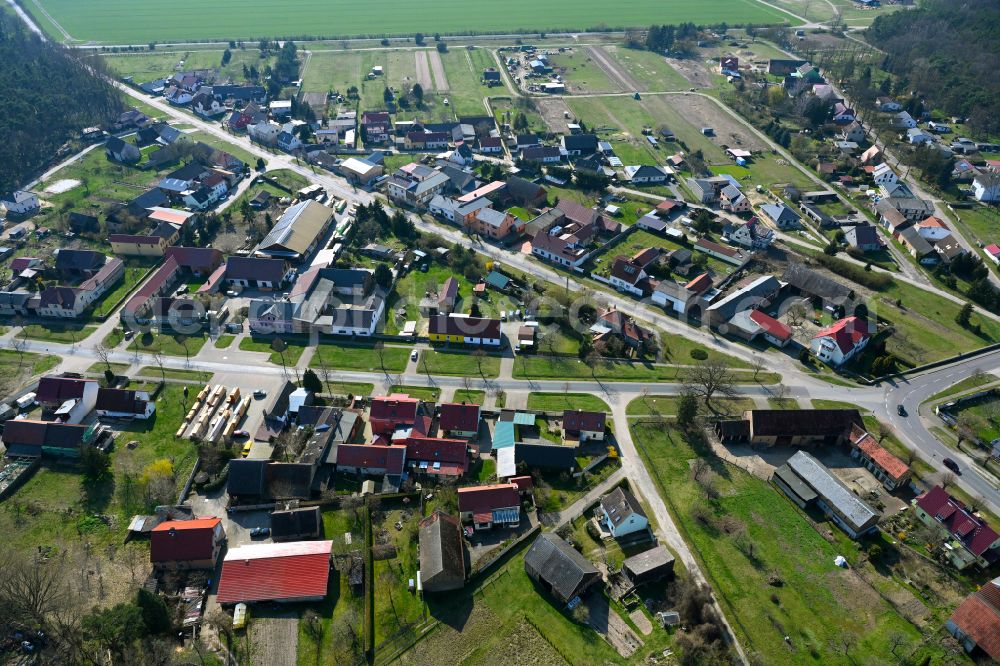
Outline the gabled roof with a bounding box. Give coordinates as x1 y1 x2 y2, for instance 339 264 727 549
748 309 792 341
848 424 909 482
949 578 1000 661
747 409 861 438
458 483 520 517
225 256 285 283
782 263 853 304
270 506 321 540
35 376 94 405
428 314 501 339
813 316 870 354
524 533 599 601
916 486 999 559
600 487 646 528
334 443 406 475
786 451 878 531
370 394 420 425
419 511 466 591
439 402 481 432
610 256 645 286
150 518 221 563
563 410 606 433
96 388 149 415
216 541 333 604
1 419 88 453
404 437 468 474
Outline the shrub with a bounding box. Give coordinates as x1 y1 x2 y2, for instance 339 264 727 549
690 348 709 361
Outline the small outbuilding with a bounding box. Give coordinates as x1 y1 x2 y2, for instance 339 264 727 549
622 545 675 585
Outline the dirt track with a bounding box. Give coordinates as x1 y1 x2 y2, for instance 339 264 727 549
586 46 641 92
414 51 434 91
428 49 449 91
536 98 573 133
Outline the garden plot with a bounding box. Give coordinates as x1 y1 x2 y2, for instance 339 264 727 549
665 56 714 88
414 50 434 90
585 45 642 91
427 48 449 91
666 93 769 152
535 97 575 133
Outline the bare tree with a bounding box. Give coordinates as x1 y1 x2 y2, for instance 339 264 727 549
886 631 908 658
771 383 788 402
955 412 979 446
271 337 289 378
10 333 28 371
786 303 807 329
940 471 956 489
152 351 166 385
472 348 487 380
751 355 765 383
876 421 892 443
374 341 388 378
684 360 738 410
828 633 858 662
94 342 113 374
177 334 190 365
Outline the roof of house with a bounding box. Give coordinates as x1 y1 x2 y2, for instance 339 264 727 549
813 316 870 354
916 486 1000 559
225 256 285 283
150 518 221 563
845 224 882 248
428 314 501 339
419 511 466 591
334 443 406 476
949 578 1000 661
1 419 88 454
370 394 420 425
748 309 793 341
848 424 909 482
562 134 598 152
747 409 862 437
761 203 801 226
524 533 599 601
439 402 480 433
786 451 878 531
404 437 468 474
216 541 333 604
563 410 606 433
458 483 520 521
163 246 223 270
600 487 647 529
96 388 149 415
256 200 332 257
35 376 94 405
55 249 105 273
782 263 853 304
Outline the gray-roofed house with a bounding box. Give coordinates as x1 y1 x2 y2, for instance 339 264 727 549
781 263 854 308
524 533 601 603
598 487 649 538
254 200 334 262
716 409 861 447
270 506 322 541
419 511 467 592
105 137 141 164
773 451 879 539
760 203 801 229
845 225 883 253
704 275 780 328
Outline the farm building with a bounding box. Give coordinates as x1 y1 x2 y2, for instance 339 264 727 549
216 541 334 604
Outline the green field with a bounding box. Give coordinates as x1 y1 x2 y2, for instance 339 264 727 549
25 0 797 43
526 392 610 413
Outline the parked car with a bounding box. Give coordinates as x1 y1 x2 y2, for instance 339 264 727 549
241 442 253 458
410 350 418 362
253 389 267 399
942 457 960 474
232 430 250 439
249 527 270 539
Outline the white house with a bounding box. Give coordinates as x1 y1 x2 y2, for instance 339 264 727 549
35 376 99 424
810 316 870 367
1 190 40 216
872 163 897 186
95 388 155 420
599 487 649 538
623 165 669 184
907 128 934 145
973 172 1000 203
248 121 283 145
891 111 917 129
277 131 303 152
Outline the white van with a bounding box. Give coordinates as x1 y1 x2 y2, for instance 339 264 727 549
15 392 36 410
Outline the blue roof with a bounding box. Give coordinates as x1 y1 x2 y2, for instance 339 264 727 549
485 271 510 289
493 421 516 448
512 412 535 426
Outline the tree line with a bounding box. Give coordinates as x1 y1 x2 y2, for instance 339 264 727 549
0 12 124 194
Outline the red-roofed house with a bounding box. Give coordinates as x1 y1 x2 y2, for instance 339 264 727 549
749 309 793 347
334 444 406 477
150 518 225 569
810 316 870 367
510 475 534 492
369 394 422 436
986 244 1000 266
562 410 606 442
216 540 333 604
848 424 910 491
438 402 481 439
458 483 521 531
35 376 99 424
947 576 1000 661
404 437 469 476
914 486 1000 570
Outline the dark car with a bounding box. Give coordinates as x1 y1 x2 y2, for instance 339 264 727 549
249 527 270 539
942 457 960 474
897 404 906 416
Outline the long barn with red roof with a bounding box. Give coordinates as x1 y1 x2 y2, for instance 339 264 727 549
217 541 333 604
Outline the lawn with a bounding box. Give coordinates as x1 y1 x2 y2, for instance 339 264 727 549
526 392 610 413
811 399 870 412
385 261 476 335
926 372 997 404
603 45 689 91
438 47 497 116
26 0 795 43
0 349 59 396
186 131 259 165
239 334 308 366
118 330 208 358
388 385 441 402
372 508 426 647
19 322 96 344
630 421 948 665
311 341 410 373
513 355 774 383
104 47 276 83
547 51 620 94
418 349 501 379
625 395 755 417
315 381 375 397
450 389 485 404
213 335 235 349
90 265 152 318
136 366 213 383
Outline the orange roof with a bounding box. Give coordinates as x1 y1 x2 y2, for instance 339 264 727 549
147 208 191 225
950 591 1000 661
850 424 909 481
152 517 221 532
918 215 948 229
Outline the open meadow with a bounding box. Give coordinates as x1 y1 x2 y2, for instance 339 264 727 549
24 0 798 44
